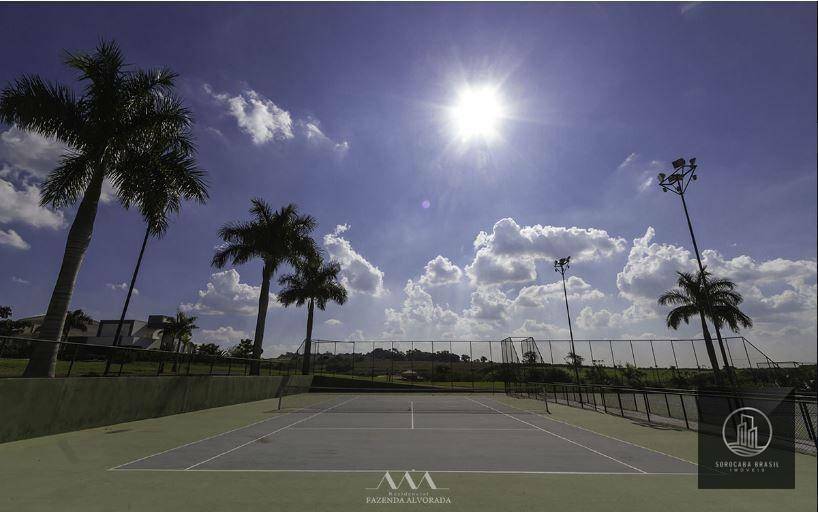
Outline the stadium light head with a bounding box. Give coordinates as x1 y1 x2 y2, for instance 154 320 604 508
689 157 697 166
658 172 666 182
671 158 686 170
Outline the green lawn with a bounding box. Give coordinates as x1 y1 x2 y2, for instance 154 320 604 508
0 393 814 512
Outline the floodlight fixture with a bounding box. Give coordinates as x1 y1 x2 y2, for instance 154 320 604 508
672 158 686 170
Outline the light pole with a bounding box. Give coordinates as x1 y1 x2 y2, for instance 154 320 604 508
657 158 729 385
554 257 582 391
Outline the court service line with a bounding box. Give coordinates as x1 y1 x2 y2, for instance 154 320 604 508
288 427 537 431
496 398 699 467
109 396 339 471
467 397 647 474
184 396 359 470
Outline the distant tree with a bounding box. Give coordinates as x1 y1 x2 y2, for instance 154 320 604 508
565 351 584 369
461 354 470 363
480 356 488 363
522 351 538 364
197 343 223 357
229 338 255 359
212 199 317 374
0 306 29 336
61 309 93 342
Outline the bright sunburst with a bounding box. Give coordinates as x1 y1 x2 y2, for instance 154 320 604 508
449 85 504 142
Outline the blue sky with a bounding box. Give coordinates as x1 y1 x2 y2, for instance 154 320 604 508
1 3 815 361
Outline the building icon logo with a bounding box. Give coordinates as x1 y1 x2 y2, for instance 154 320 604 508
722 407 773 457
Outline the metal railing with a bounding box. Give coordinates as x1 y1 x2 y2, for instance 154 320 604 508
0 336 300 378
508 381 817 455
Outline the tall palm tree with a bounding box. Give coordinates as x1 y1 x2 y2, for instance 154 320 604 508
1 41 200 377
278 253 347 374
658 270 723 384
62 309 94 342
108 136 209 354
212 200 317 374
698 270 753 371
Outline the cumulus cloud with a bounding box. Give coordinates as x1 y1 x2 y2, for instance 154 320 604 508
107 282 139 295
180 269 279 316
419 255 463 286
0 126 66 178
11 276 30 284
324 318 343 326
466 218 626 285
324 224 386 297
198 326 250 345
204 84 348 151
0 178 64 229
465 287 513 323
383 280 461 338
0 229 30 250
511 319 569 339
514 277 604 308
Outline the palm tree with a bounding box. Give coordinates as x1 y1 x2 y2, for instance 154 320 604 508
212 200 317 375
658 270 724 383
1 41 199 377
108 136 209 353
62 309 93 342
278 253 347 374
698 270 753 371
163 311 198 372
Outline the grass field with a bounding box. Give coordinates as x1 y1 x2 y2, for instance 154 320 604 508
0 392 814 512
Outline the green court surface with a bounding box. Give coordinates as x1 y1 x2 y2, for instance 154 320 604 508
0 392 814 512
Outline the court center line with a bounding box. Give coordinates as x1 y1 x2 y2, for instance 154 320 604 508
495 397 699 468
109 395 338 471
184 396 359 471
466 397 647 474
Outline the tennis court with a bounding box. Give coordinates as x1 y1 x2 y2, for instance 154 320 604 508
111 392 698 474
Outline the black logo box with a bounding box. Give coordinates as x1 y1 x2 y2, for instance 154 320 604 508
697 388 795 489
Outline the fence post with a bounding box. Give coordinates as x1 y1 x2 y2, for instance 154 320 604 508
616 389 624 417
650 340 662 386
227 358 232 376
643 391 652 423
601 386 608 413
210 354 215 375
798 400 816 442
679 394 690 429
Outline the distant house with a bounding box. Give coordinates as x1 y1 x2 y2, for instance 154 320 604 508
18 314 186 352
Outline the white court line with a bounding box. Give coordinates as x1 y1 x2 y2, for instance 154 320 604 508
288 427 538 431
497 397 699 468
467 397 647 474
184 396 359 470
410 401 414 429
109 396 338 471
113 468 697 475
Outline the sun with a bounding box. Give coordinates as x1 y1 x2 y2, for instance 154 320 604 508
450 85 504 142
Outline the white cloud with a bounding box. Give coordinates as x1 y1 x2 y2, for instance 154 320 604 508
324 318 343 326
0 229 30 250
204 84 293 145
323 224 386 297
11 276 30 284
514 277 604 308
511 319 569 338
106 282 139 295
0 126 65 178
465 287 512 323
204 84 348 151
0 178 64 229
383 280 460 338
465 218 626 285
419 255 463 286
617 152 638 170
197 326 250 345
181 269 279 316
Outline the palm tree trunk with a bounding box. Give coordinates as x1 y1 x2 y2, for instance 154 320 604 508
250 264 272 375
301 298 315 375
104 226 150 375
698 312 723 385
24 170 105 378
